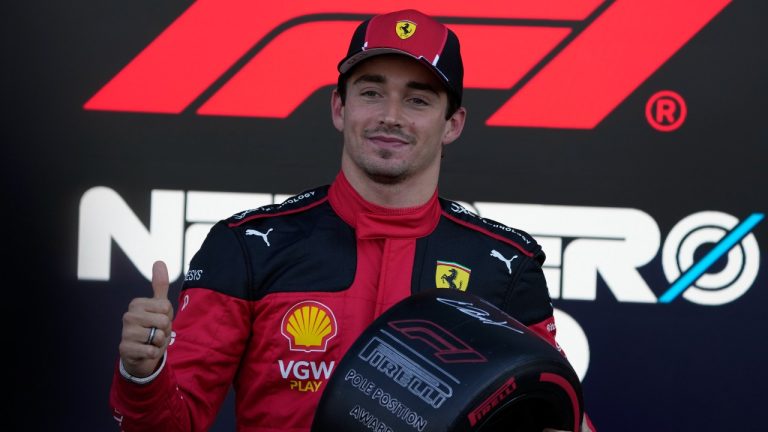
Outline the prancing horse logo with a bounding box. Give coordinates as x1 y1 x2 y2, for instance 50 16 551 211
246 228 273 246
396 20 416 40
435 261 471 291
441 268 463 290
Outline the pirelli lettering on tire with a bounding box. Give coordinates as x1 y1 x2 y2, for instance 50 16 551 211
358 337 453 409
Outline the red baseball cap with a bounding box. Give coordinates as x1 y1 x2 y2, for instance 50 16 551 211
337 9 464 105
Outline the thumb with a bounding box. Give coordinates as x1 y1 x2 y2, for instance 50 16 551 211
151 260 170 300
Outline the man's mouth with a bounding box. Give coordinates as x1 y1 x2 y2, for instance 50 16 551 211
365 129 412 149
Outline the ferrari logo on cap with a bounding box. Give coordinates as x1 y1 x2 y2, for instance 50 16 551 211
396 20 416 40
436 261 471 291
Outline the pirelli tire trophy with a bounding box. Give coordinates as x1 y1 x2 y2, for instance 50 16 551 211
311 289 583 432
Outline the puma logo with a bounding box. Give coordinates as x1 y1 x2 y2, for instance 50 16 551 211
112 409 124 425
245 228 273 246
490 249 518 274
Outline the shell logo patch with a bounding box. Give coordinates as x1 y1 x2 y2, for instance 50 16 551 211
281 301 337 352
436 261 471 291
396 20 417 40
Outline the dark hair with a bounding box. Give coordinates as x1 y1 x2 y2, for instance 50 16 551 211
336 71 461 120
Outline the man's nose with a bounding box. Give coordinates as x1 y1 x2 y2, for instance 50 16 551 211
380 98 403 126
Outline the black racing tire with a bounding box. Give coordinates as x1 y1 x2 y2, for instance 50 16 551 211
311 289 583 432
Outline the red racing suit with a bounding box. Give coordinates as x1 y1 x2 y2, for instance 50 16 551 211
110 172 560 431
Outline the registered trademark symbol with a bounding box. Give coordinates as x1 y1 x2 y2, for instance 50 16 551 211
646 90 687 132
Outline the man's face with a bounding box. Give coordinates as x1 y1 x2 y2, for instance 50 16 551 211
332 55 465 186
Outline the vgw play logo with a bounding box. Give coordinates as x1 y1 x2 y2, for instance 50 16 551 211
83 0 731 129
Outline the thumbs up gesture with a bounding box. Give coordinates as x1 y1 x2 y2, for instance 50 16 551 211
119 261 175 378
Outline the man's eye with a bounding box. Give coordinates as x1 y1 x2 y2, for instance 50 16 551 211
409 97 429 106
361 90 380 97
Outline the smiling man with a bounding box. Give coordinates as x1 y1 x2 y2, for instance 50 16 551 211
333 53 465 205
110 9 592 432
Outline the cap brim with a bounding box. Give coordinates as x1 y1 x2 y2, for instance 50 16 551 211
337 48 449 85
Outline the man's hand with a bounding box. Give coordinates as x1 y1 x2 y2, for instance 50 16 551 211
118 261 175 378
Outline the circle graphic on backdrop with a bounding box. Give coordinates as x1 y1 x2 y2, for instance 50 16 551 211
662 211 760 305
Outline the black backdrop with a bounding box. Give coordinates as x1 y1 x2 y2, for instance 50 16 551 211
6 1 767 430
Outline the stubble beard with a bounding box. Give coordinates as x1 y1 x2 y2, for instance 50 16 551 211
361 147 409 185
357 126 413 185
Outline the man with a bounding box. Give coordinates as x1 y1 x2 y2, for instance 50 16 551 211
111 9 593 431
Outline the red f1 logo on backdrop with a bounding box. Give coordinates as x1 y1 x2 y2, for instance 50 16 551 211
83 0 730 129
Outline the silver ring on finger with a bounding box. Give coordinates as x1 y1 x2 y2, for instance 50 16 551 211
145 327 158 345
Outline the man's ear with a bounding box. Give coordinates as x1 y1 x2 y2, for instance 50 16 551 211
442 107 467 146
331 89 344 132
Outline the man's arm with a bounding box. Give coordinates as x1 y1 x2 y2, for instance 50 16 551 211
119 261 173 380
110 222 252 431
508 253 597 432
